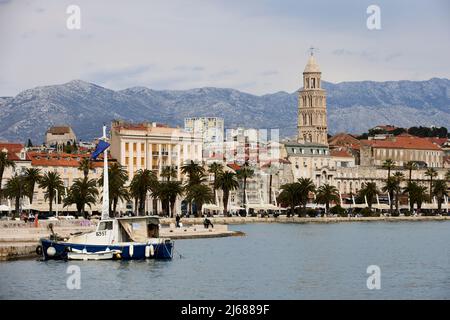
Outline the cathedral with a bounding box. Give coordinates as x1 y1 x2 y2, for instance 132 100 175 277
297 52 328 145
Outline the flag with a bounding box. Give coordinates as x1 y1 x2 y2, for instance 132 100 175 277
91 140 110 160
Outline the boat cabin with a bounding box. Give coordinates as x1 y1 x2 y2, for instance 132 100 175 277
68 216 162 245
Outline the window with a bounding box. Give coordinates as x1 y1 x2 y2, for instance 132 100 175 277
141 157 145 166
125 157 129 165
133 143 137 152
141 143 145 152
125 142 129 152
133 157 137 165
98 221 113 230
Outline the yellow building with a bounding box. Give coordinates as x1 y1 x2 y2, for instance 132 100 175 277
110 120 203 182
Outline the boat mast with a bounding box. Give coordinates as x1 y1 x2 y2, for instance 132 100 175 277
101 125 109 220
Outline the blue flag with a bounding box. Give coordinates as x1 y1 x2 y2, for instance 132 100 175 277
91 140 110 160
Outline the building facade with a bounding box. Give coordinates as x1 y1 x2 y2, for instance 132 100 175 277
184 117 224 159
45 126 77 146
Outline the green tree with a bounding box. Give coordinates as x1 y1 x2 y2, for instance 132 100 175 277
424 168 438 201
161 165 177 182
392 172 404 214
129 169 157 215
382 159 396 179
215 171 239 216
208 162 223 203
181 160 205 185
358 182 379 211
153 180 184 217
297 178 316 211
23 168 42 205
3 174 25 217
78 157 93 179
315 183 340 214
382 176 397 214
236 163 254 209
98 163 129 216
39 171 65 215
405 182 428 214
278 182 301 217
432 180 448 214
404 161 417 184
0 151 16 198
64 177 99 218
184 184 214 217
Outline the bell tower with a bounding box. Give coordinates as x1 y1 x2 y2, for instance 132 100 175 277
297 51 328 145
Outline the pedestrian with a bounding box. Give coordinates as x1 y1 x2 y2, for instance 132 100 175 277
175 214 181 228
203 217 214 229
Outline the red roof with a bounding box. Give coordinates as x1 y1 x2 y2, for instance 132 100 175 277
227 163 241 171
361 136 442 151
425 137 448 147
28 152 112 167
0 143 27 161
330 149 353 158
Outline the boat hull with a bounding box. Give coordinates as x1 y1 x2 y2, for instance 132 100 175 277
39 238 174 260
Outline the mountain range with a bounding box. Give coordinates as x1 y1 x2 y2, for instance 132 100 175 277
0 78 449 143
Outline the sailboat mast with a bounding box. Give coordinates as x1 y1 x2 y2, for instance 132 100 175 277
101 125 109 220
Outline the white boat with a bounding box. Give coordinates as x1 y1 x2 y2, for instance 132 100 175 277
67 248 122 261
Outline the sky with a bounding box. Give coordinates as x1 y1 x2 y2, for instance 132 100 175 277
0 0 449 96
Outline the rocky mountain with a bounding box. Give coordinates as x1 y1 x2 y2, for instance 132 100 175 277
0 78 449 143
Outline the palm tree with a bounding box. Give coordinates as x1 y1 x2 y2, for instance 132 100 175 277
161 165 177 182
358 182 379 211
392 172 404 214
78 157 93 179
64 177 99 218
406 182 428 214
278 182 301 217
181 160 206 215
23 168 41 205
297 178 316 211
0 151 16 198
403 182 417 213
39 171 65 215
184 184 214 217
315 184 340 214
382 176 397 214
181 160 205 185
236 163 254 209
404 161 417 184
129 169 157 215
382 159 396 179
3 174 24 217
425 168 438 201
98 163 129 216
432 180 448 214
445 169 450 182
208 162 223 203
215 171 239 216
153 180 184 217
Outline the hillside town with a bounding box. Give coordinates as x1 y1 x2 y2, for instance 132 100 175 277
1 54 449 219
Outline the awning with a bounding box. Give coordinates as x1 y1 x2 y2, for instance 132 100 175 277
0 204 11 211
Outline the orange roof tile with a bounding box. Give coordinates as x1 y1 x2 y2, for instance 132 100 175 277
361 136 442 151
330 149 354 158
28 152 115 167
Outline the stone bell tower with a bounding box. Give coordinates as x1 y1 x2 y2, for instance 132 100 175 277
297 51 328 145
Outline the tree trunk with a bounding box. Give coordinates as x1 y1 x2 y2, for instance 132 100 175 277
429 178 433 202
409 169 412 184
269 174 272 205
113 198 118 216
170 200 176 218
242 178 247 208
15 196 20 217
49 195 53 215
223 190 229 216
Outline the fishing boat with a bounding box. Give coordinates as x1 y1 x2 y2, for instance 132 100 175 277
37 125 174 261
39 216 174 260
